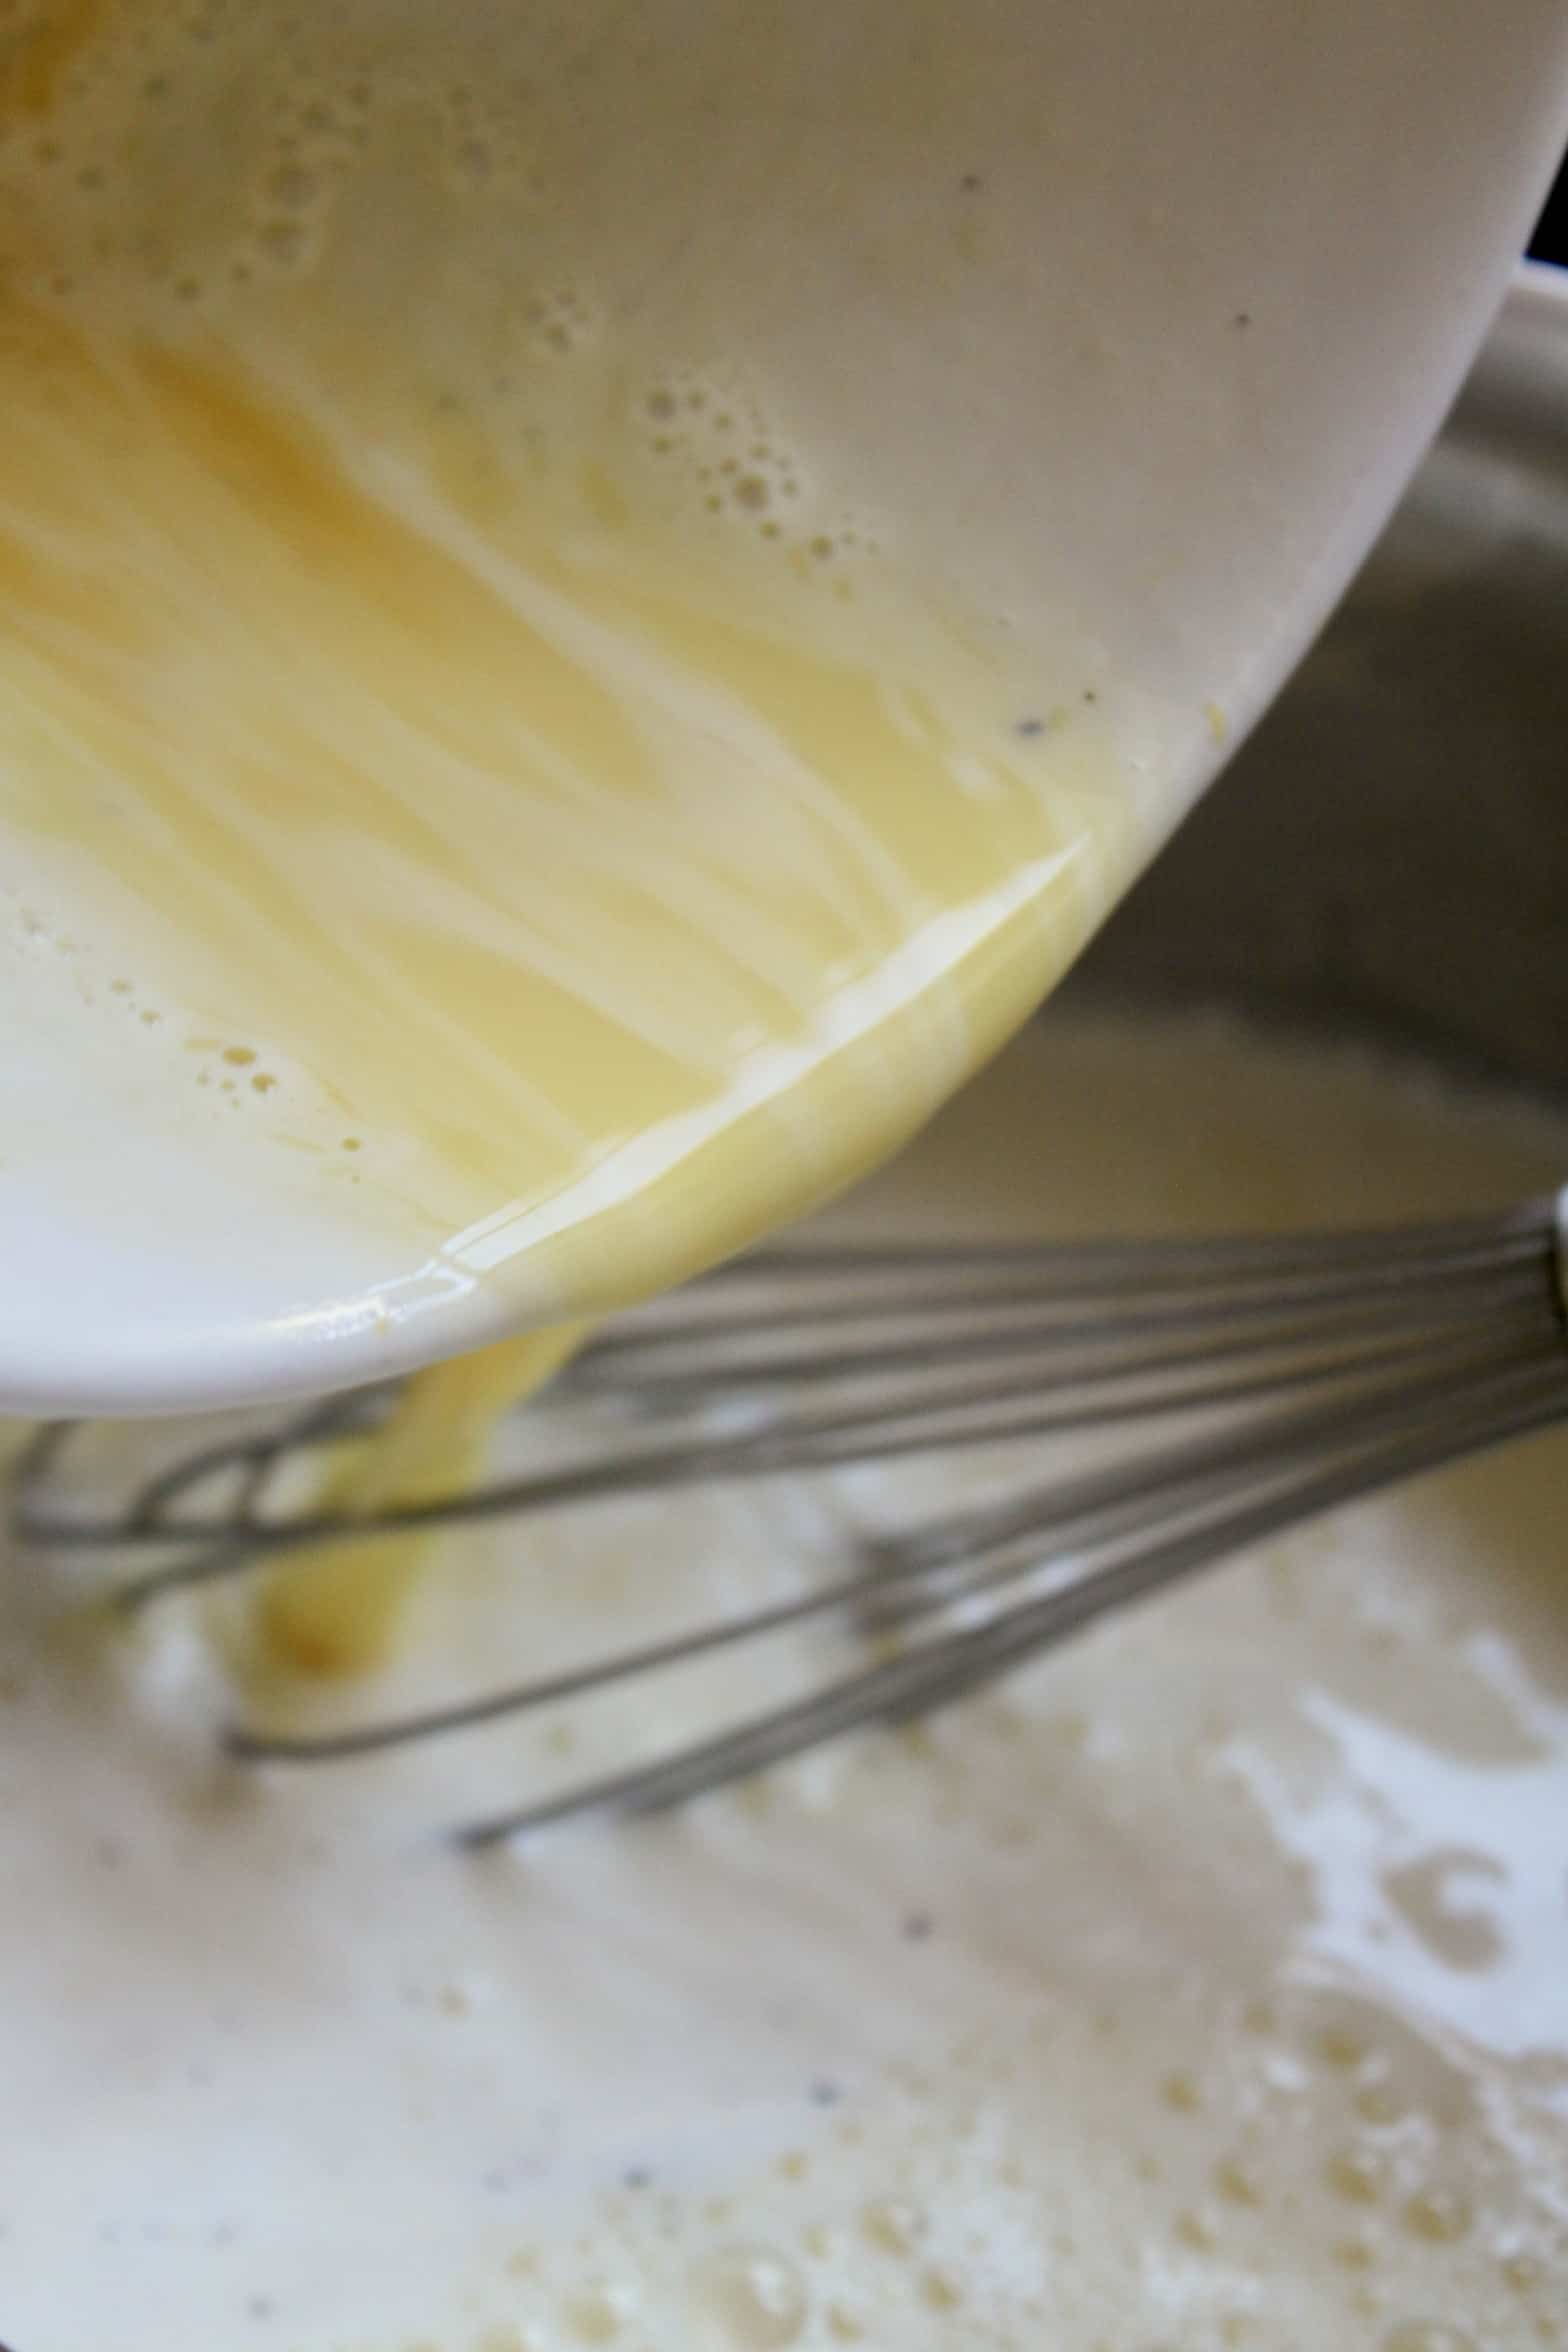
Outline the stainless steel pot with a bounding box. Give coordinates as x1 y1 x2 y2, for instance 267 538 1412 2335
1073 263 1568 1097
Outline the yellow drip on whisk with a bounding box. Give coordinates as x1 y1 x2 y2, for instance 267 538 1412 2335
257 1327 584 1678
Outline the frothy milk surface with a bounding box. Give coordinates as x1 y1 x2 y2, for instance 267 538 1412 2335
1 1009 1565 2349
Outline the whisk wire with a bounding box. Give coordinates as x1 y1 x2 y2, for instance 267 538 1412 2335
228 1331 1563 1801
13 1190 1568 1843
455 1346 1568 1846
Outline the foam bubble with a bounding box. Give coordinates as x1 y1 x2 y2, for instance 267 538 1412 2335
561 2284 630 2343
698 2247 809 2348
1401 2188 1471 2245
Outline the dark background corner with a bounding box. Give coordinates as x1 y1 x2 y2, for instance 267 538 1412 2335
1529 146 1567 263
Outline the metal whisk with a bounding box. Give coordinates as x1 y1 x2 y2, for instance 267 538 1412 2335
13 1190 1568 1845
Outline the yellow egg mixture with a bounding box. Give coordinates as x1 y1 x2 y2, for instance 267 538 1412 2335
9 15 1562 2352
0 0 1132 1304
0 0 1151 1663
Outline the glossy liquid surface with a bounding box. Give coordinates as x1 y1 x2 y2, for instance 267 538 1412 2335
0 0 1137 1377
2 1010 1565 2348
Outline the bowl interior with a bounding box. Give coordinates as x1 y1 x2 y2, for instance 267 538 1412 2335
2 9 1567 1412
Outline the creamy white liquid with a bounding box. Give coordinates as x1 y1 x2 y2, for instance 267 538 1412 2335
2 1009 1566 2348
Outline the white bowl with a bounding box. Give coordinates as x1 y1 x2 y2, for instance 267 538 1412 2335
3 0 1566 1415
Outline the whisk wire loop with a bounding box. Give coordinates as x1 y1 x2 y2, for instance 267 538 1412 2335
13 1190 1568 1843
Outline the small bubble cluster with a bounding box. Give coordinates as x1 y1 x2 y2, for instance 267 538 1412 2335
450 1987 1565 2352
635 372 870 574
0 891 371 1162
235 69 379 284
0 1 877 623
188 1035 286 1108
432 76 538 200
0 8 540 315
520 283 601 360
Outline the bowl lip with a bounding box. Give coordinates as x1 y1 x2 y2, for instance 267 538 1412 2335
1167 246 1567 825
1466 253 1568 401
1509 251 1568 314
1071 251 1568 1108
10 264 1568 1421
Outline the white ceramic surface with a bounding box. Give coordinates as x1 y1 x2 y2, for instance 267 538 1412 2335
3 0 1567 1415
